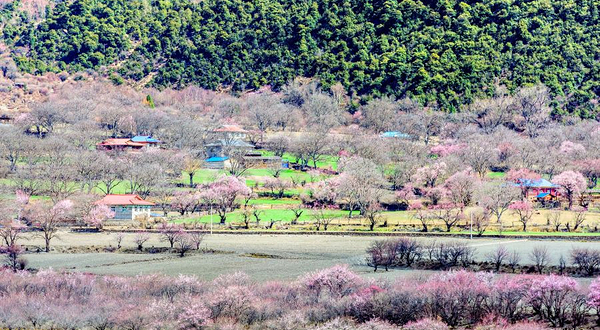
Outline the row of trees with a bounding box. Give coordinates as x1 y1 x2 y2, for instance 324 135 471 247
366 238 600 278
1 265 600 328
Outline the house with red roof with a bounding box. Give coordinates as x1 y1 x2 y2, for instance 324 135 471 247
214 124 248 140
95 194 154 220
96 138 145 151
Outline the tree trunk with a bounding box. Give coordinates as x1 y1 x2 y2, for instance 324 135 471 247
189 173 194 187
45 238 50 252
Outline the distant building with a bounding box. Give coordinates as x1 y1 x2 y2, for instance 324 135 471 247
97 136 162 151
380 131 411 139
205 156 229 169
214 124 248 140
130 135 162 148
95 194 154 220
205 139 254 159
96 138 145 151
516 178 560 202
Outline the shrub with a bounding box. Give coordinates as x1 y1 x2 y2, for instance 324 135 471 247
403 318 449 330
527 275 589 327
423 270 491 326
301 265 362 300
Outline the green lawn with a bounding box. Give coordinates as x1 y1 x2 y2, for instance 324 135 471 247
487 171 506 179
176 208 358 224
260 151 339 170
246 198 301 206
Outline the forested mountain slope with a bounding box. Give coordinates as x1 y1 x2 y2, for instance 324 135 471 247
1 0 598 116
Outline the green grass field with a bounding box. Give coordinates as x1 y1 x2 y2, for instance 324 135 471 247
176 208 359 224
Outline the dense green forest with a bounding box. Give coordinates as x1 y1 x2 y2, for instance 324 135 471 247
1 0 599 116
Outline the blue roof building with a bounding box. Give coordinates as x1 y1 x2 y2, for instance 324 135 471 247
516 178 559 188
380 131 411 139
131 136 161 144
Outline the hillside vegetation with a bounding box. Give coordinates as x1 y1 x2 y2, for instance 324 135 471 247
1 0 599 116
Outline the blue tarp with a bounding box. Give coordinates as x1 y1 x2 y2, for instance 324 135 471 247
536 192 550 198
206 156 229 162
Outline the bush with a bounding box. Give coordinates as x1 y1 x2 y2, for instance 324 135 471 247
403 318 449 330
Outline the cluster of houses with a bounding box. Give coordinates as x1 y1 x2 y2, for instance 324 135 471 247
97 124 283 170
92 126 599 222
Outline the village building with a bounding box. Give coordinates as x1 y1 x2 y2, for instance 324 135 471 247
96 138 145 151
95 194 154 220
380 131 411 139
96 136 162 151
516 178 560 203
213 124 248 140
130 135 162 148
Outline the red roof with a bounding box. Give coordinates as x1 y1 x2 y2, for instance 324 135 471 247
214 125 247 133
95 194 154 206
97 139 145 147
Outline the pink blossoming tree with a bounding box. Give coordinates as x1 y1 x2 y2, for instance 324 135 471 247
29 199 73 252
200 175 251 224
83 204 115 230
552 170 587 209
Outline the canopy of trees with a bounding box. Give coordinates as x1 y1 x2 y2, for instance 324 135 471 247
1 0 599 117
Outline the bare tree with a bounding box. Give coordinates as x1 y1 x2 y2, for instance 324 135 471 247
508 250 521 272
302 92 344 130
430 203 463 232
288 206 304 225
290 131 331 169
159 223 183 248
335 156 387 217
24 102 67 137
366 240 397 272
470 208 490 236
530 246 549 274
175 233 193 257
182 154 202 187
0 126 33 172
28 200 73 252
134 232 150 251
466 90 514 134
513 85 551 138
226 147 250 177
114 232 124 249
486 245 509 272
566 208 587 232
360 97 399 133
264 135 290 158
570 248 600 276
546 211 562 231
189 232 204 250
311 207 335 231
411 206 433 232
475 181 520 224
